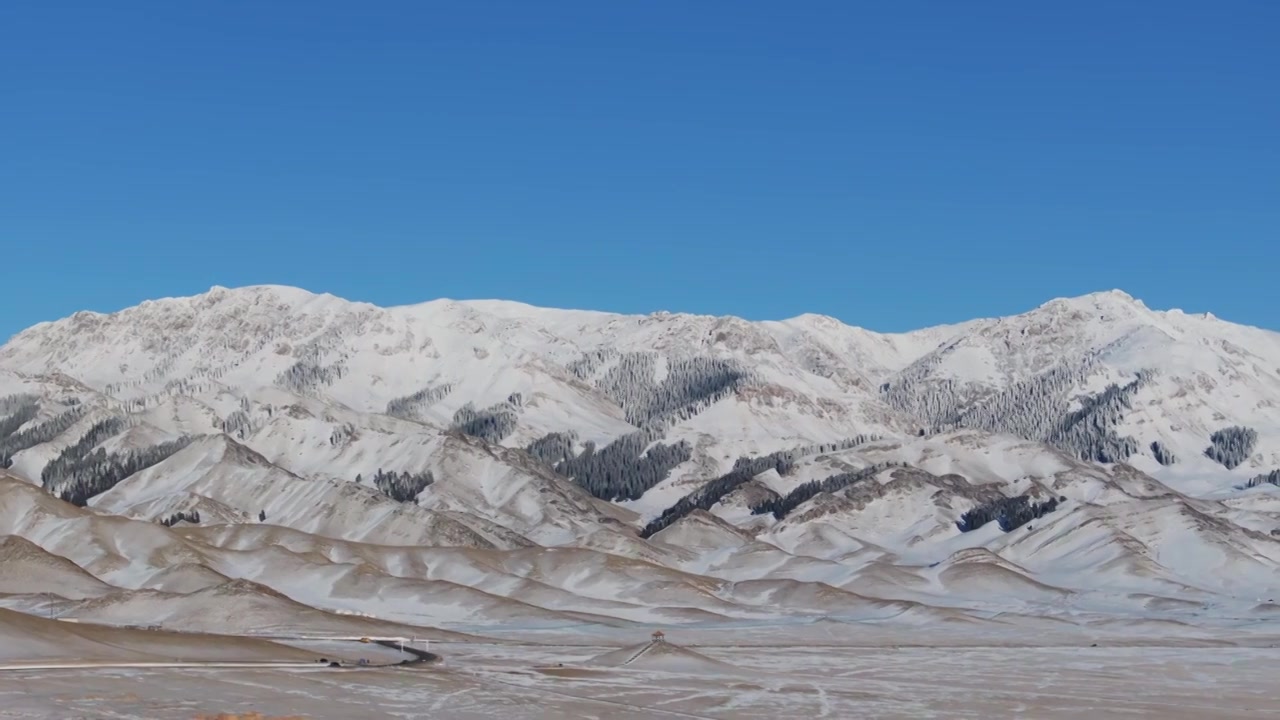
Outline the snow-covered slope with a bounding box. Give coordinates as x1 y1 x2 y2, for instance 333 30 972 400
1 285 1279 632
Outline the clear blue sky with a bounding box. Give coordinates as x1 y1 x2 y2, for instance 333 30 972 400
2 1 1276 340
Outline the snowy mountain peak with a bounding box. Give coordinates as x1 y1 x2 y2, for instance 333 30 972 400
1090 288 1140 303
1033 288 1148 318
2 284 1280 647
2 284 1278 496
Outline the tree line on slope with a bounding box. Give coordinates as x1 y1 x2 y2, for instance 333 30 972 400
540 432 882 506
41 417 129 485
878 340 965 426
636 438 878 538
887 350 1261 472
525 431 579 467
51 437 195 507
0 406 86 469
1204 426 1258 470
883 354 1162 465
567 347 618 380
386 383 454 420
450 350 751 494
569 349 752 426
749 462 900 520
451 394 523 444
640 356 748 426
159 510 201 526
102 354 188 395
956 495 1061 533
0 397 41 449
0 394 39 414
1242 470 1280 489
956 369 1152 464
549 427 693 502
640 452 797 538
275 360 347 395
1043 374 1150 462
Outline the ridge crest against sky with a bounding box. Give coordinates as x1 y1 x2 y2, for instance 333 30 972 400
2 1 1276 338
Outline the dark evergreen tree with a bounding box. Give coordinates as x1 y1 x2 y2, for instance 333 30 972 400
956 495 1059 533
0 407 85 469
1150 441 1177 466
642 449 822 537
160 509 201 526
555 428 692 502
1243 470 1280 489
884 355 1153 465
220 410 255 439
368 468 435 503
329 423 355 446
639 437 881 536
597 353 750 426
566 350 752 428
0 398 40 446
525 431 579 466
0 394 39 416
451 400 520 443
386 383 454 420
1203 426 1258 470
275 360 346 394
567 348 618 380
41 417 128 486
50 437 194 506
1044 374 1149 462
996 497 1058 532
750 463 898 520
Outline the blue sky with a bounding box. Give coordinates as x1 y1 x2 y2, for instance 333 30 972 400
2 1 1276 339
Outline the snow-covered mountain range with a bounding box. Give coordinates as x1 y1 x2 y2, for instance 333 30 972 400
2 285 1279 635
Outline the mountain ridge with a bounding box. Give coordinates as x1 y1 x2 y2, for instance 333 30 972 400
1 284 1278 634
11 284 1261 346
